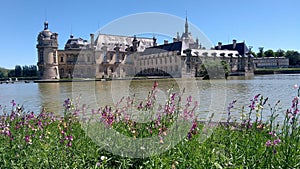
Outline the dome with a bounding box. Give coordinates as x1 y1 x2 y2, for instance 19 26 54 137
38 21 53 39
41 29 53 38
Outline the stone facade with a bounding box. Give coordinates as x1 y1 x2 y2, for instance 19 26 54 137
253 57 289 68
37 19 253 80
37 22 60 79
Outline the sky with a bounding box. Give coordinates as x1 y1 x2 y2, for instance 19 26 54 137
0 0 299 69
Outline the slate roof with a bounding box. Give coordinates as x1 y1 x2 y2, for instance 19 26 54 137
215 42 249 57
143 41 182 55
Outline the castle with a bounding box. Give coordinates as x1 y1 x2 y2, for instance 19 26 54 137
37 18 253 80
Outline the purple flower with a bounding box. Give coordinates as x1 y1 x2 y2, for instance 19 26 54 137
187 96 192 103
11 100 16 107
273 138 281 145
67 141 72 147
69 135 73 141
265 140 272 147
63 98 71 109
25 135 32 144
227 100 237 117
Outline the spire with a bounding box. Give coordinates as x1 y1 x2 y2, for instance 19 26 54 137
185 11 188 34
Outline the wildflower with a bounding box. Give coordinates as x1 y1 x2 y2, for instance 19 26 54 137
273 138 281 145
159 136 164 144
265 140 272 147
63 98 72 109
11 100 16 107
187 96 192 103
268 131 276 137
227 100 237 115
69 135 73 141
100 156 107 161
293 84 298 89
25 135 32 144
67 141 72 147
96 162 101 167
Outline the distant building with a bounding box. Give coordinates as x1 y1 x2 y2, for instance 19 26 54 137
253 57 289 68
36 17 253 79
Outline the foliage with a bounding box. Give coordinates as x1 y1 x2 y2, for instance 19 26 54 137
257 47 264 58
0 67 11 79
285 50 300 65
275 49 285 57
1 82 300 168
264 49 275 57
197 60 229 79
14 65 22 77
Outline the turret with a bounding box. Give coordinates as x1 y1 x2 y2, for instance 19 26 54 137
36 21 60 79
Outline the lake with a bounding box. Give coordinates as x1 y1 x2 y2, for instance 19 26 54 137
1 74 300 122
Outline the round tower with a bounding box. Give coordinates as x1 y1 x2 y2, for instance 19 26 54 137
36 21 60 79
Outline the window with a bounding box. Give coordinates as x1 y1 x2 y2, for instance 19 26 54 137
170 56 172 63
53 56 56 63
109 53 113 60
39 52 43 62
60 56 64 62
87 56 91 62
60 68 64 75
175 65 179 72
160 58 162 64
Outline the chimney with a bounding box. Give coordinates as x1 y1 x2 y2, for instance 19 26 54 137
164 40 168 45
233 39 237 49
218 42 222 50
90 33 95 46
153 36 157 46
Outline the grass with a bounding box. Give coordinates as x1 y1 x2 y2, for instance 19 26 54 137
1 82 300 168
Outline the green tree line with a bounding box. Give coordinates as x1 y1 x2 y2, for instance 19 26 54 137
254 48 300 66
0 65 38 79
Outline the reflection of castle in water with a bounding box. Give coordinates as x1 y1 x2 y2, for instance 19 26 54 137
37 17 253 80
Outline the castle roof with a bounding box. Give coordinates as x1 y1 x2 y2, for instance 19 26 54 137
142 41 182 55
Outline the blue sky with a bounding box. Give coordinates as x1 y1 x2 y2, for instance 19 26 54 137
0 0 299 69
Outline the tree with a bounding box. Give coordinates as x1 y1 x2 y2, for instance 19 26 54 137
275 49 285 57
264 49 275 57
285 50 300 66
22 65 29 77
8 70 15 77
257 47 264 57
14 65 22 77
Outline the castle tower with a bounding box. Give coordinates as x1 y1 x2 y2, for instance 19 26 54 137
36 21 60 79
